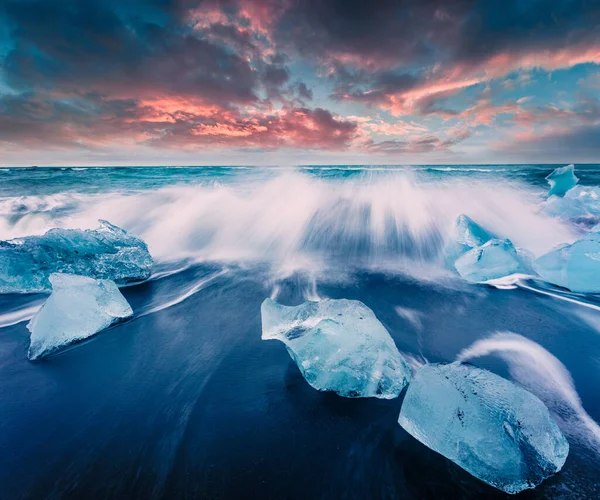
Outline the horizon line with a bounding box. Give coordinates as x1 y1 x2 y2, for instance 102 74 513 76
1 162 597 169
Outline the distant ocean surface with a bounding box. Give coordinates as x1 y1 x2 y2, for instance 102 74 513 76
1 165 600 498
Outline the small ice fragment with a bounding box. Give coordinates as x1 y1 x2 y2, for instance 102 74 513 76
533 230 600 293
0 220 153 293
398 362 569 494
546 164 579 197
27 273 133 360
261 298 411 398
454 239 528 283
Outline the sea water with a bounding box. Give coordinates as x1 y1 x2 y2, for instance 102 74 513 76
1 165 600 498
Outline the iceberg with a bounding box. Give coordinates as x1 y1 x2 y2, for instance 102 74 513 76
0 220 153 293
27 273 133 360
454 238 529 283
261 298 411 398
546 164 578 197
398 363 569 494
443 214 496 270
533 230 600 293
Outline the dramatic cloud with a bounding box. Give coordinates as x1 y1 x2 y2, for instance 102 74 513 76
2 1 259 104
490 94 600 161
0 92 358 151
285 0 600 116
0 0 599 163
149 106 359 149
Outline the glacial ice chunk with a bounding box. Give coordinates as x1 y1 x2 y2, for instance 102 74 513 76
0 220 153 293
454 214 497 248
27 273 133 360
546 164 578 197
443 214 497 270
442 215 531 284
533 230 600 293
398 362 569 494
543 185 600 223
261 298 411 398
454 238 529 283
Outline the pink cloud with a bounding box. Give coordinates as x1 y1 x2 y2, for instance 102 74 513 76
137 103 360 150
338 43 600 116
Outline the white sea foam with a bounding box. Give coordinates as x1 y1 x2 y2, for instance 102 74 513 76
137 269 228 317
484 273 535 290
517 280 600 312
0 171 576 275
0 301 44 328
395 306 424 330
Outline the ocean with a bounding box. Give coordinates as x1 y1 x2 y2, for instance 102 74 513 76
1 165 600 498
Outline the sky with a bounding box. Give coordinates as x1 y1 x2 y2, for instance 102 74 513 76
0 0 599 166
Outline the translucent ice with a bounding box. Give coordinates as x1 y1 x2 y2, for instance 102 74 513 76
27 273 133 360
454 214 497 248
533 230 600 293
398 363 569 494
543 185 600 223
261 298 411 398
0 220 153 293
454 239 529 283
546 164 578 197
443 214 496 270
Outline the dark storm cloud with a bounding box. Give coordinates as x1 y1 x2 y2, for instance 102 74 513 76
296 82 313 101
272 0 466 67
270 0 600 68
262 66 289 88
268 0 600 115
2 0 260 104
10 0 595 103
451 0 600 66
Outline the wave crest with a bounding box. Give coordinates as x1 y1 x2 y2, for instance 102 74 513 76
0 171 576 272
